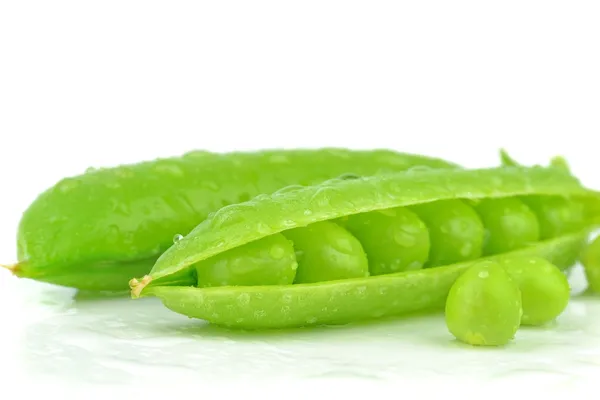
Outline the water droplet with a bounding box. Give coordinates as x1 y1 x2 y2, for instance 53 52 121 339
303 209 313 216
282 293 293 303
291 262 298 270
270 245 285 259
407 165 433 173
115 168 135 178
237 293 250 306
155 163 184 177
57 179 80 193
202 180 220 191
254 310 267 318
211 204 254 229
275 185 305 195
355 286 367 297
394 231 416 247
337 173 360 180
460 242 473 257
105 181 121 189
478 271 489 279
173 234 184 243
305 317 318 324
407 261 423 270
378 208 397 217
183 150 213 159
269 154 290 164
281 219 296 228
256 222 271 235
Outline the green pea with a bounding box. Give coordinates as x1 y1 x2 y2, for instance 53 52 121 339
473 197 540 255
342 207 429 275
410 199 485 267
521 195 586 240
282 221 369 283
499 256 570 326
195 233 297 288
582 236 600 293
445 260 522 346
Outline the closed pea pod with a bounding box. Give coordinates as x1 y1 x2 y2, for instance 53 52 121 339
5 148 460 291
130 161 600 329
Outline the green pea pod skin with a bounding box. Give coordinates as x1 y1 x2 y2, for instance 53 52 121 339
582 236 600 293
143 232 585 329
12 148 458 291
130 165 600 329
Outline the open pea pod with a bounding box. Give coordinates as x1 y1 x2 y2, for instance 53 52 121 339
5 148 459 291
130 163 600 329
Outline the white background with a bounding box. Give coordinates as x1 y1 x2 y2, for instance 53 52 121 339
1 0 599 397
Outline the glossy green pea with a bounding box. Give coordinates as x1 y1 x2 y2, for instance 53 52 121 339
342 207 430 275
498 256 570 326
130 164 600 329
445 260 522 346
409 199 485 267
195 233 297 288
520 195 586 240
473 197 540 255
282 221 369 283
499 149 587 239
582 236 600 293
7 148 460 291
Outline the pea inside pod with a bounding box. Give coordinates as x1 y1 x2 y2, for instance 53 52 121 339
130 162 600 329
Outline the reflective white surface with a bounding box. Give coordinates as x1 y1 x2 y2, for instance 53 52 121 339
2 262 600 388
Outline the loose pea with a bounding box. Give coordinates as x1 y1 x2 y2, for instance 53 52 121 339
343 207 430 275
410 199 485 267
445 260 522 346
473 197 540 255
282 221 369 284
499 256 570 326
195 233 297 288
582 236 600 293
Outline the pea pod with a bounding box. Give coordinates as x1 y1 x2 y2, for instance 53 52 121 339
130 163 600 329
5 148 459 291
582 236 600 293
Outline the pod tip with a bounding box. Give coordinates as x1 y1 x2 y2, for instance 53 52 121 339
129 275 152 298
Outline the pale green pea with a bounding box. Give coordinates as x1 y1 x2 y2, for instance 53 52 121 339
498 256 570 326
343 207 430 275
282 221 369 284
194 233 297 288
445 260 522 347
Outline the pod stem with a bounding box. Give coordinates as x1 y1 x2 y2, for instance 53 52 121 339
129 275 152 298
0 263 18 274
